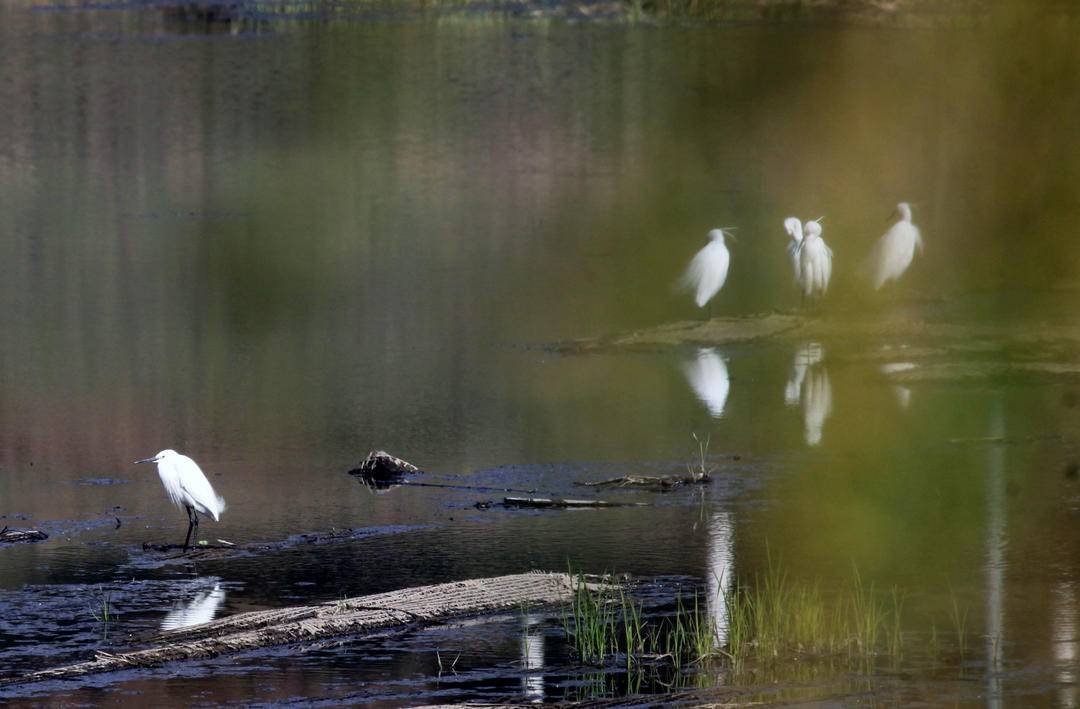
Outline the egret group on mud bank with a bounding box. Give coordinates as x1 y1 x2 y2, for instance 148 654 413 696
681 202 922 308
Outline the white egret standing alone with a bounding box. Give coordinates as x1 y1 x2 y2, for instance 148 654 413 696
135 449 226 551
864 202 923 290
783 217 804 287
799 220 833 302
678 229 732 310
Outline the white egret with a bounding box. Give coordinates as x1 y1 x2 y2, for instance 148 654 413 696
678 228 732 309
683 347 730 418
864 202 923 290
135 449 226 551
783 217 804 287
799 220 833 302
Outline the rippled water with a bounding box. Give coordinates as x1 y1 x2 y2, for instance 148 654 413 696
2 1 1080 705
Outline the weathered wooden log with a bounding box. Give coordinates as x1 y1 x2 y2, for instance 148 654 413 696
0 527 48 544
502 497 647 509
1 572 580 687
347 450 420 488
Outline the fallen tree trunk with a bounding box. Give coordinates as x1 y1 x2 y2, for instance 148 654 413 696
0 527 48 544
2 572 579 687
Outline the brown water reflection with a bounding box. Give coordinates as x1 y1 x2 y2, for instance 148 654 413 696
1 1 1080 704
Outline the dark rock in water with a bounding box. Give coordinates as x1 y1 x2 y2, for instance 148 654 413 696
348 450 421 489
0 527 48 545
1066 461 1079 479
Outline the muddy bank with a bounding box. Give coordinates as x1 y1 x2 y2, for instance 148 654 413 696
2 572 580 688
157 0 996 27
555 312 1080 384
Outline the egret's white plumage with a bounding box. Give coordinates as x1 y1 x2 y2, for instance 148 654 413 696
864 202 923 290
136 449 226 549
683 347 730 418
679 229 731 308
799 220 833 300
784 217 804 287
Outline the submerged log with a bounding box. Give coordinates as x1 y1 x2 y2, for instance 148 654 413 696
348 450 421 489
502 496 647 509
0 527 48 544
2 572 579 687
575 473 711 491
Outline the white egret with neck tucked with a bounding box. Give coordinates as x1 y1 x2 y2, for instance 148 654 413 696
135 449 226 551
679 228 732 309
864 202 923 289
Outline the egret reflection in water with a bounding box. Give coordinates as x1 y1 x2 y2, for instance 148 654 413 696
785 344 830 446
520 614 546 702
160 582 226 631
880 362 918 411
784 342 824 407
683 348 730 418
706 511 734 646
1052 583 1078 708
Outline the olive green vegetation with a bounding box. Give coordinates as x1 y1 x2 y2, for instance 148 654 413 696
562 562 971 678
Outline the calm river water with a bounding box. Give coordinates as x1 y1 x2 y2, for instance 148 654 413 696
1 1 1079 705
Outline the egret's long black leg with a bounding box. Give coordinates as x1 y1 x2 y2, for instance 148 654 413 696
183 506 196 552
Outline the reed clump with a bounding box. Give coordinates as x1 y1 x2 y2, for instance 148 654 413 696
562 562 924 673
724 560 906 666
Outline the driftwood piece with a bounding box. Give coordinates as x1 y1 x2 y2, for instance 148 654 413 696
0 527 48 544
502 497 646 509
2 572 579 687
574 474 710 491
348 450 421 489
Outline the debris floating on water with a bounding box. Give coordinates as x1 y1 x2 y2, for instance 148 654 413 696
348 450 421 489
0 527 48 545
502 497 647 509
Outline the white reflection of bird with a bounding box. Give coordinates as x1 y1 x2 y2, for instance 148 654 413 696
161 582 226 631
684 348 730 418
520 613 546 702
678 229 731 309
880 362 917 410
784 342 824 406
803 366 832 446
784 217 804 287
706 511 734 646
135 449 226 551
799 220 833 301
864 202 923 290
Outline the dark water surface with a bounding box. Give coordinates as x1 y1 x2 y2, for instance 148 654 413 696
2 1 1080 705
